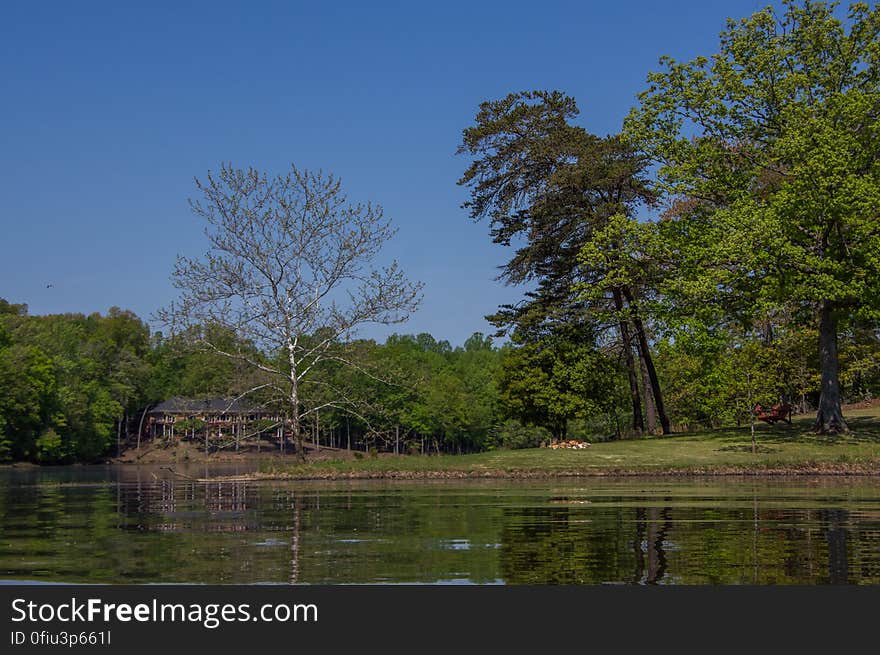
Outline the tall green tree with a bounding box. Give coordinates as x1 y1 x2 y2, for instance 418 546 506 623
458 91 671 435
625 0 880 432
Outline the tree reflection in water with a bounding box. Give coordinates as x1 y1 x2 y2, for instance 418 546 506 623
1 472 878 584
633 507 672 584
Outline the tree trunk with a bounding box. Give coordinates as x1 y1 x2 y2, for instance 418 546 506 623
814 300 848 433
137 405 151 453
640 356 657 435
315 410 320 451
622 287 671 435
763 318 774 346
613 288 644 436
554 423 567 443
287 337 306 461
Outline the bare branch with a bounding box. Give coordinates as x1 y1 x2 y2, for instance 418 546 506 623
157 163 422 460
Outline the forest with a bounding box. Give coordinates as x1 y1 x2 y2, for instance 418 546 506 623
2 1 879 463
0 292 877 463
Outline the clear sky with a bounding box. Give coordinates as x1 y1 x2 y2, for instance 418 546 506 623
1 0 778 346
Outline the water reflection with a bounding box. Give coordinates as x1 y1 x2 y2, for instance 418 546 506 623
0 469 878 585
823 509 849 584
632 507 671 584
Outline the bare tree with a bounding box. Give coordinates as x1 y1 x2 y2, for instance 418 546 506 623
157 164 422 459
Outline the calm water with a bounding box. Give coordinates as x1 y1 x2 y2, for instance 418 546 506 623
1 465 878 584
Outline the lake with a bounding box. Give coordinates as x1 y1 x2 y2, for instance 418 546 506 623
1 465 878 584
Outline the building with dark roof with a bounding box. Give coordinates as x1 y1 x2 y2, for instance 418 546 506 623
149 396 260 416
146 397 283 448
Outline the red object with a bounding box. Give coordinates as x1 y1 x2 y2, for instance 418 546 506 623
753 403 793 425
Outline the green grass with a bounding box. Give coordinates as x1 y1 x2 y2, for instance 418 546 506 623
260 406 880 479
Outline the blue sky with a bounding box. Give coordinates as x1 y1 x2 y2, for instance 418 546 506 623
1 0 776 345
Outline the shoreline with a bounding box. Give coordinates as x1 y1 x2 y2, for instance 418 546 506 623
3 460 880 486
213 462 880 482
6 451 880 482
5 405 880 481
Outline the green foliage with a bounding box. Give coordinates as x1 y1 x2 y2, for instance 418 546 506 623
840 323 880 399
35 428 64 463
250 418 279 433
498 325 617 441
340 332 503 454
625 0 880 430
145 325 250 401
0 343 57 461
488 420 550 450
458 90 656 328
172 417 206 437
0 433 10 462
655 329 794 429
0 303 150 462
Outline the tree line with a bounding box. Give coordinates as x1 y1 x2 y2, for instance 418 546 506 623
1 292 877 463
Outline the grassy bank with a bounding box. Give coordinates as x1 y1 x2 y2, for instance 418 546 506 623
255 406 880 479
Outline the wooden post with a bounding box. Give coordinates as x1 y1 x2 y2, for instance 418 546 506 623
748 372 756 454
